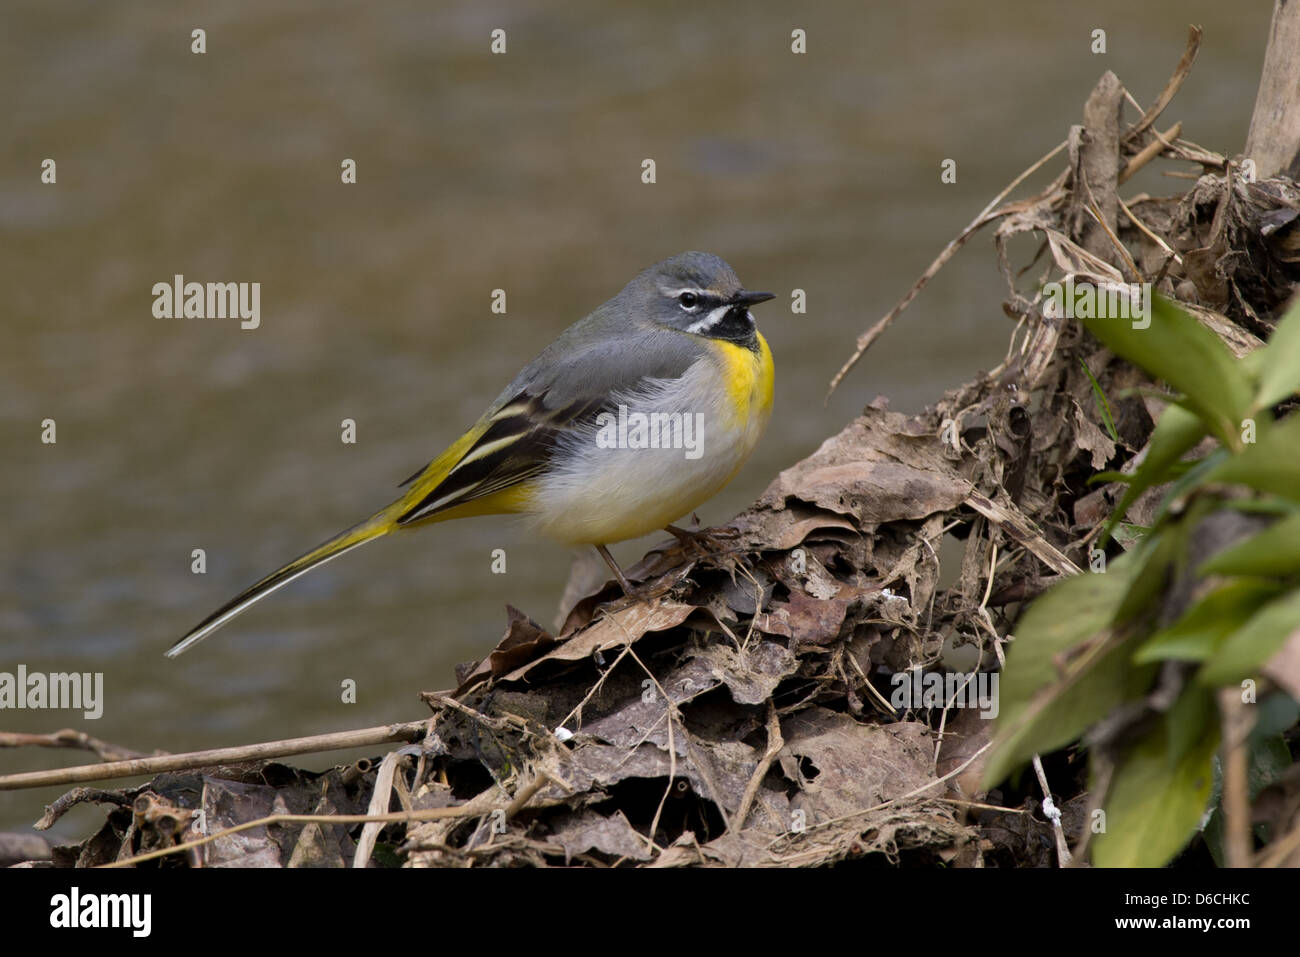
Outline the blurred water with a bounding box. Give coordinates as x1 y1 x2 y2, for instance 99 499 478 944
0 0 1271 834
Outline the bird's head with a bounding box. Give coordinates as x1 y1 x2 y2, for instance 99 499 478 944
627 251 774 343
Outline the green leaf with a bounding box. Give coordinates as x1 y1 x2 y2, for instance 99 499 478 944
984 553 1155 786
1251 692 1300 740
1080 358 1120 443
1090 470 1132 485
1114 529 1175 622
1147 447 1230 527
1239 344 1269 380
1252 297 1300 409
1197 511 1300 578
1251 733 1295 792
1115 500 1211 622
1092 714 1218 867
1202 412 1300 502
1166 685 1217 763
1203 730 1294 865
1079 296 1252 449
1198 589 1300 686
1111 523 1149 551
1099 403 1206 546
1134 579 1284 663
1219 497 1300 516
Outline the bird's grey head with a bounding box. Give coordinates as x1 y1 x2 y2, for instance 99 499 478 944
622 251 775 344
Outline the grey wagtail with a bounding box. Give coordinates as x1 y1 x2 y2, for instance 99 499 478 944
167 251 775 657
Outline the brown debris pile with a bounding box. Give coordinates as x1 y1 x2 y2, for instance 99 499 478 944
36 27 1300 867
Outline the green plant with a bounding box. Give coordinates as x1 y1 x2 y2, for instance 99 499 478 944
985 294 1300 867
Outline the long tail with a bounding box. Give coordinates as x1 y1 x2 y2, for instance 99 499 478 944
165 509 396 658
166 402 530 657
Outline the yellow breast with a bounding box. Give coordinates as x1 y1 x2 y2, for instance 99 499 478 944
712 332 775 430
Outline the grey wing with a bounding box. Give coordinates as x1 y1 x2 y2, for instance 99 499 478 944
395 320 703 525
503 313 705 414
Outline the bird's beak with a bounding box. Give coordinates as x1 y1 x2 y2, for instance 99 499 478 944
732 290 776 307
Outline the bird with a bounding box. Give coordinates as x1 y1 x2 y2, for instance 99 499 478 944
166 251 775 657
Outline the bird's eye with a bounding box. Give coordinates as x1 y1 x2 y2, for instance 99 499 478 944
678 292 699 309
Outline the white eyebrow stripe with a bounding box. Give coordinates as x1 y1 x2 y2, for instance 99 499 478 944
685 304 733 334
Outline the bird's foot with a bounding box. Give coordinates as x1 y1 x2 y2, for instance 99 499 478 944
662 520 742 562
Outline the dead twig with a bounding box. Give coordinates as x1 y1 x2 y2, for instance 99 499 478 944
1032 753 1073 866
827 139 1069 398
0 720 430 792
0 729 162 764
35 787 137 830
353 748 404 868
1118 121 1182 184
1116 193 1183 265
731 700 784 834
1122 25 1201 142
103 803 478 868
1217 687 1255 868
965 492 1082 577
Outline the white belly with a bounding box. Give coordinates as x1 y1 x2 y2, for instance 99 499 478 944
526 354 768 545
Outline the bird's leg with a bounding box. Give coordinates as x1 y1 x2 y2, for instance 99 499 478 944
594 544 635 595
593 544 686 606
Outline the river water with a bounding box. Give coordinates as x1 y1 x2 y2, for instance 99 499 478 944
0 0 1270 836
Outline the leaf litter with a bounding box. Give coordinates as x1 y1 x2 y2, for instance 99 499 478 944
33 27 1300 867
